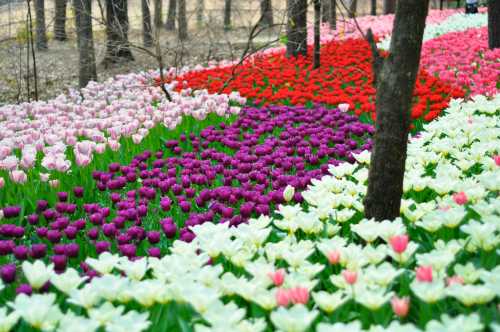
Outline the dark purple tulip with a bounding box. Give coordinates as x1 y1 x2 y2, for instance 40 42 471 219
110 193 121 203
147 231 161 244
30 243 47 259
137 205 148 217
95 241 111 254
89 213 103 225
73 219 86 230
119 244 136 258
162 223 177 239
65 243 80 258
47 230 62 243
52 255 67 272
13 245 29 260
112 216 126 229
54 244 66 255
73 186 84 198
148 247 161 258
87 228 99 240
109 162 121 173
16 284 33 295
179 231 195 243
117 233 131 245
42 209 57 220
0 264 16 283
66 204 77 214
57 192 68 202
102 223 117 238
0 240 15 255
160 199 171 212
36 200 49 212
179 201 191 213
27 214 39 225
2 206 21 218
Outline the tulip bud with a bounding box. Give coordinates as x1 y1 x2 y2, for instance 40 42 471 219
342 269 357 285
391 296 410 318
283 185 295 203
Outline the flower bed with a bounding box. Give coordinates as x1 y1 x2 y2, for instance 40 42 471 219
0 104 373 273
173 38 464 125
0 94 498 332
421 27 500 96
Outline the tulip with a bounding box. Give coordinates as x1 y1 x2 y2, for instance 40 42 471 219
13 245 29 260
390 234 409 254
288 287 309 304
452 191 468 205
268 269 286 287
446 275 464 286
275 288 290 307
16 283 33 296
327 250 341 264
0 177 4 188
0 264 17 283
415 266 433 283
391 296 410 318
342 270 358 285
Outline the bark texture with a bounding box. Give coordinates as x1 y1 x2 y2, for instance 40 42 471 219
383 0 396 14
196 0 204 26
371 0 376 15
34 0 48 50
286 0 307 58
73 0 97 88
142 0 153 47
178 0 188 40
104 0 134 65
224 0 232 30
154 0 162 28
259 0 273 27
54 0 68 41
489 0 500 49
165 0 176 30
313 0 321 69
348 0 357 18
322 0 336 29
364 0 429 220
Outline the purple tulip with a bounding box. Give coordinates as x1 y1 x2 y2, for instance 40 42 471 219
0 264 16 283
57 192 68 202
95 241 111 254
65 243 80 258
30 243 47 259
16 284 33 295
2 206 21 218
148 247 161 258
13 245 29 260
119 244 136 258
52 255 68 272
147 231 161 244
73 186 84 198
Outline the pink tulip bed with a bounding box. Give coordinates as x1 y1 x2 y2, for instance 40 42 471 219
0 8 498 332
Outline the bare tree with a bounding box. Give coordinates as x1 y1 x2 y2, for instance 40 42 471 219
54 0 68 41
74 0 97 88
259 0 273 27
313 0 321 69
34 0 48 50
154 0 162 28
165 0 176 30
370 0 376 15
322 0 336 29
489 0 500 49
178 0 187 40
103 0 134 66
383 0 396 14
348 0 357 18
142 0 153 47
196 0 204 27
286 0 307 57
224 0 232 31
364 0 429 220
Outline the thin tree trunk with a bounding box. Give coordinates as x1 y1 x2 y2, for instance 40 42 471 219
489 0 500 49
322 0 336 29
383 0 396 14
142 0 153 47
178 0 187 40
103 0 133 65
54 0 67 41
286 0 307 58
371 0 376 15
74 0 97 88
364 0 429 220
34 0 48 50
313 0 321 69
259 0 273 27
165 0 176 30
348 0 357 18
224 0 232 30
196 0 204 27
154 0 162 28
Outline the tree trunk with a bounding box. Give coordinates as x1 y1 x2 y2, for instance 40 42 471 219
371 0 376 15
364 0 429 221
178 0 188 40
142 0 153 47
489 0 500 49
73 0 97 88
154 0 162 29
313 0 321 69
196 0 204 27
322 0 336 29
348 0 357 18
34 0 48 50
259 0 273 27
103 0 134 65
224 0 232 30
286 0 307 58
165 0 176 30
383 0 396 14
54 0 67 41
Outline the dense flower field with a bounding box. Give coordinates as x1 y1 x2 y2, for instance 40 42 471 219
0 8 499 332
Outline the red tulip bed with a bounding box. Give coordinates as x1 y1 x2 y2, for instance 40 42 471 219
171 38 465 127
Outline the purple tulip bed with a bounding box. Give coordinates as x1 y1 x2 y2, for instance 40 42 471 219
0 104 373 274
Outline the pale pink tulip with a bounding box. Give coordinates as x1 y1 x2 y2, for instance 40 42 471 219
275 288 290 307
10 170 27 184
391 296 410 318
49 179 60 188
453 192 468 205
446 275 464 286
415 266 433 283
327 250 341 264
0 177 5 188
268 269 286 287
390 235 409 254
342 270 358 285
288 287 309 305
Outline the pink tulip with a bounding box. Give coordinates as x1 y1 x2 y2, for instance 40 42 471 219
415 266 433 283
75 153 91 167
49 180 60 188
0 156 19 171
446 275 464 286
390 235 409 254
453 192 468 205
0 177 5 188
288 287 309 305
95 144 106 154
9 170 27 184
275 288 290 307
327 250 341 264
132 134 144 144
39 173 50 182
391 296 410 318
493 155 500 166
268 269 286 287
342 270 358 285
108 140 121 151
